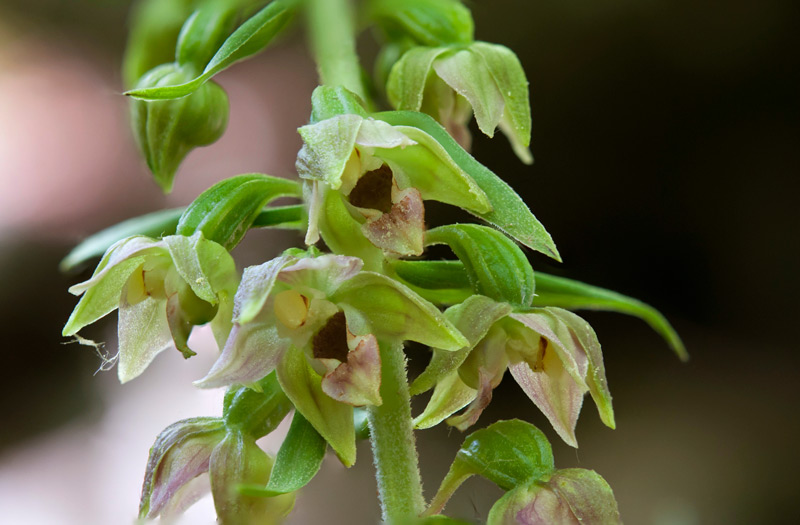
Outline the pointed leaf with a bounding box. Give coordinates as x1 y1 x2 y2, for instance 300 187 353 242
425 419 555 516
60 207 184 272
125 1 296 100
332 272 468 350
276 346 356 467
370 0 474 46
426 224 535 307
176 173 301 250
373 110 560 260
391 260 471 291
252 204 306 230
533 271 687 360
222 372 293 438
239 411 327 497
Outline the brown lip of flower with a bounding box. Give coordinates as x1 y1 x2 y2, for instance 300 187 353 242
347 165 394 214
312 310 350 362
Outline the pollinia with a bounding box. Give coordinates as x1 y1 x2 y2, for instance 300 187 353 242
63 0 686 523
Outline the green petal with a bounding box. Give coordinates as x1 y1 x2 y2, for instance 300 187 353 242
387 46 449 111
296 114 363 188
374 124 491 213
470 42 532 163
411 295 511 395
276 346 356 467
413 371 476 430
234 255 294 324
117 293 173 383
163 232 237 305
332 272 468 350
433 48 504 138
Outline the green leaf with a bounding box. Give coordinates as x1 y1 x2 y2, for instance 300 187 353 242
60 208 185 273
309 85 369 124
373 110 560 261
426 224 535 308
239 411 326 497
223 372 293 438
370 0 474 46
175 1 237 69
332 272 468 350
276 346 356 467
532 272 687 361
176 173 301 250
125 0 296 100
426 419 555 516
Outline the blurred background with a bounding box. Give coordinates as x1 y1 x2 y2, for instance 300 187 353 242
0 0 797 523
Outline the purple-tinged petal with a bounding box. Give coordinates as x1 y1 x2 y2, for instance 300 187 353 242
548 308 615 429
139 417 225 519
234 255 294 324
321 333 383 406
447 368 495 431
361 187 425 256
355 118 417 149
508 344 587 448
195 322 290 389
279 253 364 295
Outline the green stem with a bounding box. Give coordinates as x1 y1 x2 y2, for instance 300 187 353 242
367 341 426 523
306 0 367 100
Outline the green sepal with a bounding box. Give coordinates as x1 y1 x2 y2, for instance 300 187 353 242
373 111 560 260
276 346 356 467
162 232 237 305
176 173 302 250
411 295 512 396
370 0 474 46
532 272 687 361
125 0 296 100
310 85 369 124
131 63 229 192
175 1 237 70
60 208 184 273
238 411 326 497
223 372 293 439
332 272 468 351
426 224 535 308
386 46 449 112
122 0 194 89
425 419 555 516
412 370 475 430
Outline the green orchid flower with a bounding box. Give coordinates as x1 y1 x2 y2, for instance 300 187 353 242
296 113 491 260
62 231 238 383
413 296 614 448
195 251 468 466
387 42 532 163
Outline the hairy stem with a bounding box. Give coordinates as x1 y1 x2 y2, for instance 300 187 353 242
367 341 426 523
306 0 366 100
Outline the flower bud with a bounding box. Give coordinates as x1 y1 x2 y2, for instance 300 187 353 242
130 63 229 192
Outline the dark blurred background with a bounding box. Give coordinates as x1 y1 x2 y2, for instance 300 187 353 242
0 0 797 523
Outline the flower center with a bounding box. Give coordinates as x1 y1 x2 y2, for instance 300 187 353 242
312 311 350 362
347 164 394 213
273 290 309 330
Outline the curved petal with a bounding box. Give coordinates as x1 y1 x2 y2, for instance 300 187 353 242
278 253 363 296
446 368 495 431
234 255 294 324
195 322 290 389
321 333 383 406
414 371 477 429
117 292 173 384
296 114 363 188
